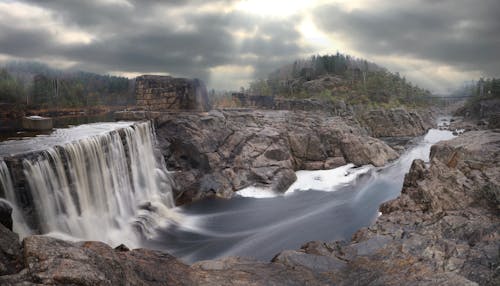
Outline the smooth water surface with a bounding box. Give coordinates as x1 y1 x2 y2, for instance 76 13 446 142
0 121 133 156
146 128 455 263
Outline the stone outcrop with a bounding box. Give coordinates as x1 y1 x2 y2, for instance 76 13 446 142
0 130 497 285
229 94 436 138
154 109 398 203
285 130 498 285
0 233 330 285
359 108 436 137
135 75 211 112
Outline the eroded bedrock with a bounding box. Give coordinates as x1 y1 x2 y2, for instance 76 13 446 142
358 108 436 137
154 109 399 204
0 130 497 285
276 129 499 286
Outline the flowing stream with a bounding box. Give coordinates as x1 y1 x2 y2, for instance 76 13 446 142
144 128 455 263
0 119 455 264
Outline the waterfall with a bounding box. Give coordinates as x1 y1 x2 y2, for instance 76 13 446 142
0 161 31 236
0 161 16 204
1 121 178 247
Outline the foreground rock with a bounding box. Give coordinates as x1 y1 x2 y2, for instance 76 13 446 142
0 234 329 285
280 130 499 285
0 202 21 277
154 109 398 203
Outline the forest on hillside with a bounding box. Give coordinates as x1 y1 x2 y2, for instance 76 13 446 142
0 62 135 109
246 53 434 107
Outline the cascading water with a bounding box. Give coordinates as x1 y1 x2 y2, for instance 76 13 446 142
1 121 178 247
0 160 31 236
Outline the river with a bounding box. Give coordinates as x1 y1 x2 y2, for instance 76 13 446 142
144 126 455 263
0 118 455 264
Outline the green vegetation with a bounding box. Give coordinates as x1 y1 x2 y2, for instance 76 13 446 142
0 69 26 103
0 62 134 108
247 53 432 107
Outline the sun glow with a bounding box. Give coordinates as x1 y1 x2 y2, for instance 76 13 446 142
235 0 315 17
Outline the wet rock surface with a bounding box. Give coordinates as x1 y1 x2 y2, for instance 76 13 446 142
321 130 499 285
0 122 498 285
0 200 13 231
0 234 330 285
359 108 436 137
154 109 399 204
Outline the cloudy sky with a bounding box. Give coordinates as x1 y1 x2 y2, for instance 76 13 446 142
0 0 498 93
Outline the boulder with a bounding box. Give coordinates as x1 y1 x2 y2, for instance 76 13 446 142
340 134 399 167
0 235 328 285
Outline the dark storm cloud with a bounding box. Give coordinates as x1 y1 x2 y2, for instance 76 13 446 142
314 0 500 77
0 0 307 87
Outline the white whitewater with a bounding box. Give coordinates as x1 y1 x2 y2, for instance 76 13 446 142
11 121 178 247
0 161 31 236
237 164 373 198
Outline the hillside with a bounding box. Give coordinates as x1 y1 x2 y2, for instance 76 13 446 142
247 53 433 108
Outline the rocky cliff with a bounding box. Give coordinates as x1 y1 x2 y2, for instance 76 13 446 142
358 108 436 137
1 129 498 285
154 109 399 204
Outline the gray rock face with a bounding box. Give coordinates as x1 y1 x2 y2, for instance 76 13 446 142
0 117 497 286
0 223 21 276
0 201 13 231
326 130 500 286
155 109 398 204
360 108 436 137
0 234 329 285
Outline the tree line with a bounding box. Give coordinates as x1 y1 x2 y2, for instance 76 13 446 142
0 62 135 108
247 53 433 108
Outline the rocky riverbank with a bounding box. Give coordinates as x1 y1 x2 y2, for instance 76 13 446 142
280 129 499 285
157 109 397 203
153 108 433 204
0 126 498 285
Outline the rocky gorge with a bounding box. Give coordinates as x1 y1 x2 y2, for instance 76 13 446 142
0 120 498 285
152 106 435 204
1 102 498 285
